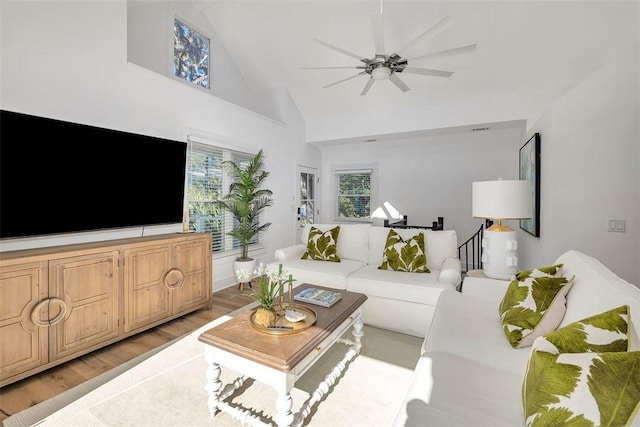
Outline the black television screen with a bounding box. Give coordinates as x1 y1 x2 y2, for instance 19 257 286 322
1 110 188 239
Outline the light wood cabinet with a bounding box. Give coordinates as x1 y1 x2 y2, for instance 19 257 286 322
123 237 210 333
48 251 120 361
0 233 212 387
0 262 48 382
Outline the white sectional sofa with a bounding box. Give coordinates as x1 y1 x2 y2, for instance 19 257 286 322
393 249 640 426
272 223 462 337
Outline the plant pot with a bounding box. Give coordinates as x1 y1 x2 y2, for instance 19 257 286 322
234 258 258 283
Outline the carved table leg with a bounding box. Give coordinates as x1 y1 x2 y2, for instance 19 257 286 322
352 313 364 354
204 350 222 417
275 392 294 427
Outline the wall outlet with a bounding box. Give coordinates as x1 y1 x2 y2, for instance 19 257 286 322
607 219 626 232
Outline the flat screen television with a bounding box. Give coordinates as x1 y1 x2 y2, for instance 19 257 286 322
1 109 188 239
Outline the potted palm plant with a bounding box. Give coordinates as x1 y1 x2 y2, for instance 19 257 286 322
218 149 273 280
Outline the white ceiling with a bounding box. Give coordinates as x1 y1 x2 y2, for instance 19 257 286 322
199 1 638 144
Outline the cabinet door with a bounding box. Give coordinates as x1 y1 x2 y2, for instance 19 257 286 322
0 262 48 383
48 252 120 361
123 244 172 333
172 237 211 314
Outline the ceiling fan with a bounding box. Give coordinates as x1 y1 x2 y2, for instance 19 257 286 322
301 5 476 96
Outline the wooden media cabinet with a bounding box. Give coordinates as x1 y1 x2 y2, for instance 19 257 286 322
0 232 212 387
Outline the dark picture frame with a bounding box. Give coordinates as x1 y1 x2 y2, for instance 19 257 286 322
519 133 540 237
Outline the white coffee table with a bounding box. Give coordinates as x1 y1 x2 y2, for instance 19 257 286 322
198 285 368 427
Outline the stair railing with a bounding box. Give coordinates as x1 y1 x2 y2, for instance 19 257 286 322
457 220 493 274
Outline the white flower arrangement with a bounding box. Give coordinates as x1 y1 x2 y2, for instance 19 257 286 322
246 263 295 310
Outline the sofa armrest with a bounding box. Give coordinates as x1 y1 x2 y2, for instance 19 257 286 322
461 273 511 304
274 244 306 262
438 257 462 287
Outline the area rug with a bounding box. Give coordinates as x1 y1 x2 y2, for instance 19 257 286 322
5 302 422 427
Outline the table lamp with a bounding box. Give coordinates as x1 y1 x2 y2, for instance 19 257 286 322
472 179 532 279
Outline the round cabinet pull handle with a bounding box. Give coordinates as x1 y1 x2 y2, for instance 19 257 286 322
30 298 67 327
164 268 184 289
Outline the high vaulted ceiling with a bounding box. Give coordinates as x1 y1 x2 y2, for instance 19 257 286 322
199 1 638 144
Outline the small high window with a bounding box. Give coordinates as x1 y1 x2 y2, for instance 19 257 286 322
173 18 210 90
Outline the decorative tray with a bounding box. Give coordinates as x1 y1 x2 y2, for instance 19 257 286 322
249 304 317 335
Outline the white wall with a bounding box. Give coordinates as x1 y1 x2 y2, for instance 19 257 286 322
317 125 525 246
519 44 640 285
127 1 282 122
0 1 321 291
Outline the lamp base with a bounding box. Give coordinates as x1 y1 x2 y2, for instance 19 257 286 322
482 229 518 280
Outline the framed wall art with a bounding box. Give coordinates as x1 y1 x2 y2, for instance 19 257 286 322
519 132 540 237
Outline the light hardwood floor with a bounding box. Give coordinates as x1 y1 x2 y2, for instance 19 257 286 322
0 285 253 423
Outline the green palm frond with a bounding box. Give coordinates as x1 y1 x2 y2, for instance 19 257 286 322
524 351 582 419
589 352 640 426
218 149 273 260
499 282 529 315
546 322 589 353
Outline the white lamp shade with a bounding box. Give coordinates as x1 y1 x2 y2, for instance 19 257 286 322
472 180 532 220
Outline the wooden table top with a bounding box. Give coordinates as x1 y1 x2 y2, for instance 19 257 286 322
198 284 367 372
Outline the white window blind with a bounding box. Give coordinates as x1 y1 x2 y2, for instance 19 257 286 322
335 169 372 219
186 141 258 255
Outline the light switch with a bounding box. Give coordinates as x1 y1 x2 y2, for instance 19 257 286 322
607 219 626 233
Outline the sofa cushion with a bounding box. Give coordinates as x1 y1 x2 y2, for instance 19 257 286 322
532 305 632 354
393 351 525 427
422 290 532 375
424 229 458 270
368 227 457 270
523 350 640 427
301 223 370 263
499 264 574 348
301 225 340 262
268 258 366 290
378 229 429 273
556 250 640 331
347 265 452 306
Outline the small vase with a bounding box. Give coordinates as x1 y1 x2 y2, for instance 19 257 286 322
254 306 277 327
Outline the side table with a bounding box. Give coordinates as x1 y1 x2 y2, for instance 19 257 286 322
461 269 511 304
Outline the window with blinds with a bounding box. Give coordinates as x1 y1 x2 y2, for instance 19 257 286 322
336 169 372 219
185 142 258 254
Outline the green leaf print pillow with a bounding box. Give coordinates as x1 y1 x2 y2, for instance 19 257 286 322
378 229 429 273
498 264 574 348
301 226 341 262
532 305 632 354
523 350 640 427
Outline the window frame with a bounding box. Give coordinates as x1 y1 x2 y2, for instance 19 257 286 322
172 16 210 92
332 163 379 222
185 137 266 258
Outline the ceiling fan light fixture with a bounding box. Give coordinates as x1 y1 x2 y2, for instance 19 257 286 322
372 66 391 80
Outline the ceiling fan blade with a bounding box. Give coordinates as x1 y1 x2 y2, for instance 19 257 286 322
402 67 454 78
389 73 410 92
409 44 477 62
313 38 366 61
360 78 375 96
300 66 366 69
394 16 454 58
323 72 367 89
370 13 385 54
